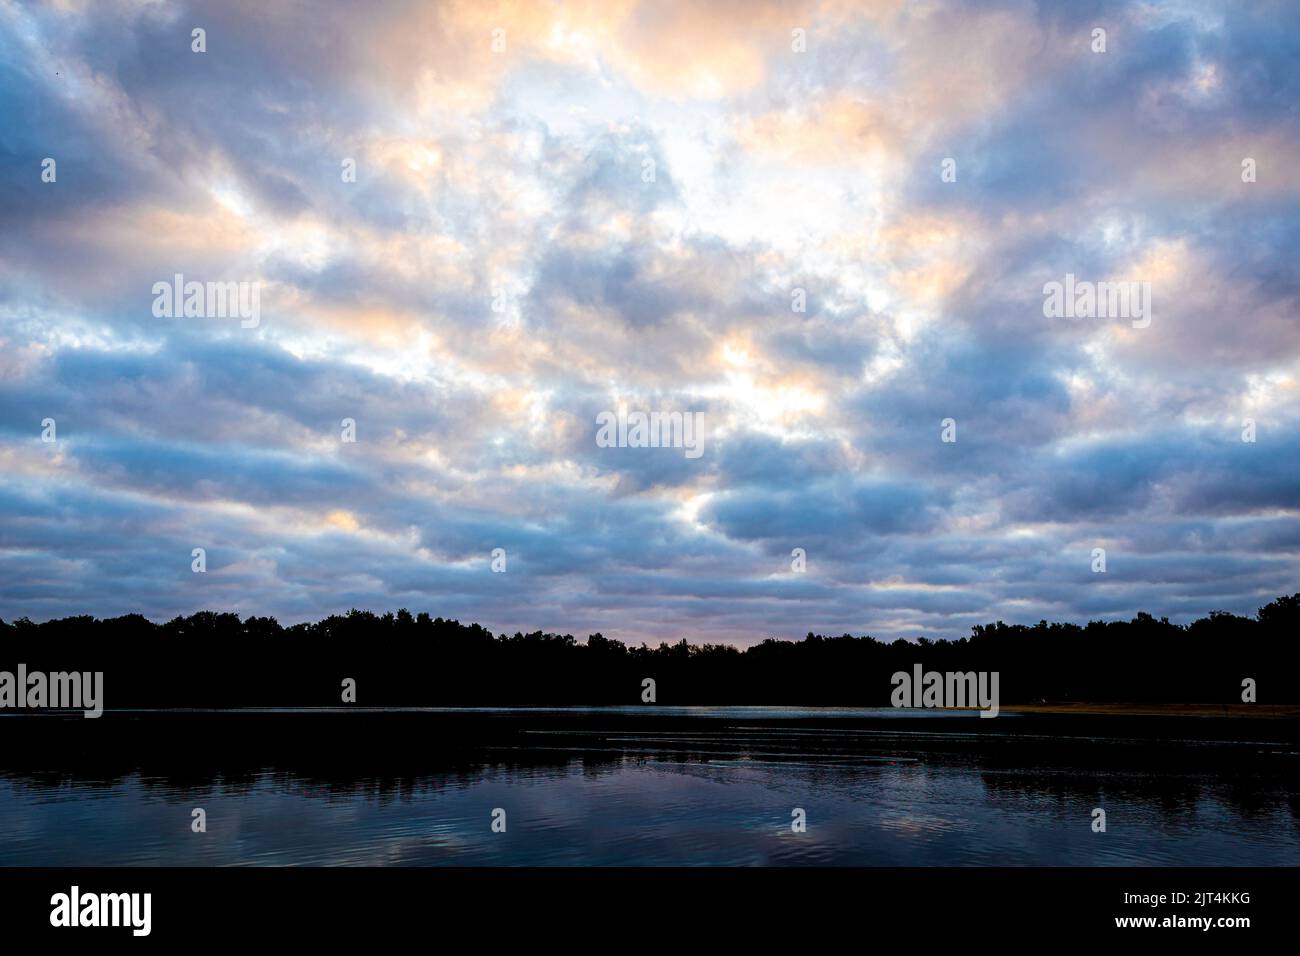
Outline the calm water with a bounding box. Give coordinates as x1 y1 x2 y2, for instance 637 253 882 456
2 707 1297 865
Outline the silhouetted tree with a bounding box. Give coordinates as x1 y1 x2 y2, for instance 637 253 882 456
1 595 1296 706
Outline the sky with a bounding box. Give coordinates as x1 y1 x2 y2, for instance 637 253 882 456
1 0 1297 644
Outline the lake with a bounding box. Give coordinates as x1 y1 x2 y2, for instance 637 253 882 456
1 707 1297 865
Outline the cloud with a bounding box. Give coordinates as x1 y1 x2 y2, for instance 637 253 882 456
1 0 1297 642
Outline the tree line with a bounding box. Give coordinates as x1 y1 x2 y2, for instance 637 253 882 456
1 594 1296 707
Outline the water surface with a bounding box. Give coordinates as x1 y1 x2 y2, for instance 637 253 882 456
2 707 1296 865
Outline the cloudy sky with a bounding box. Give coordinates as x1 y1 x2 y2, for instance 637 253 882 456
1 0 1297 644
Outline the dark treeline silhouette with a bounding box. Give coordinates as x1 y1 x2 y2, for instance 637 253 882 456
1 594 1297 707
